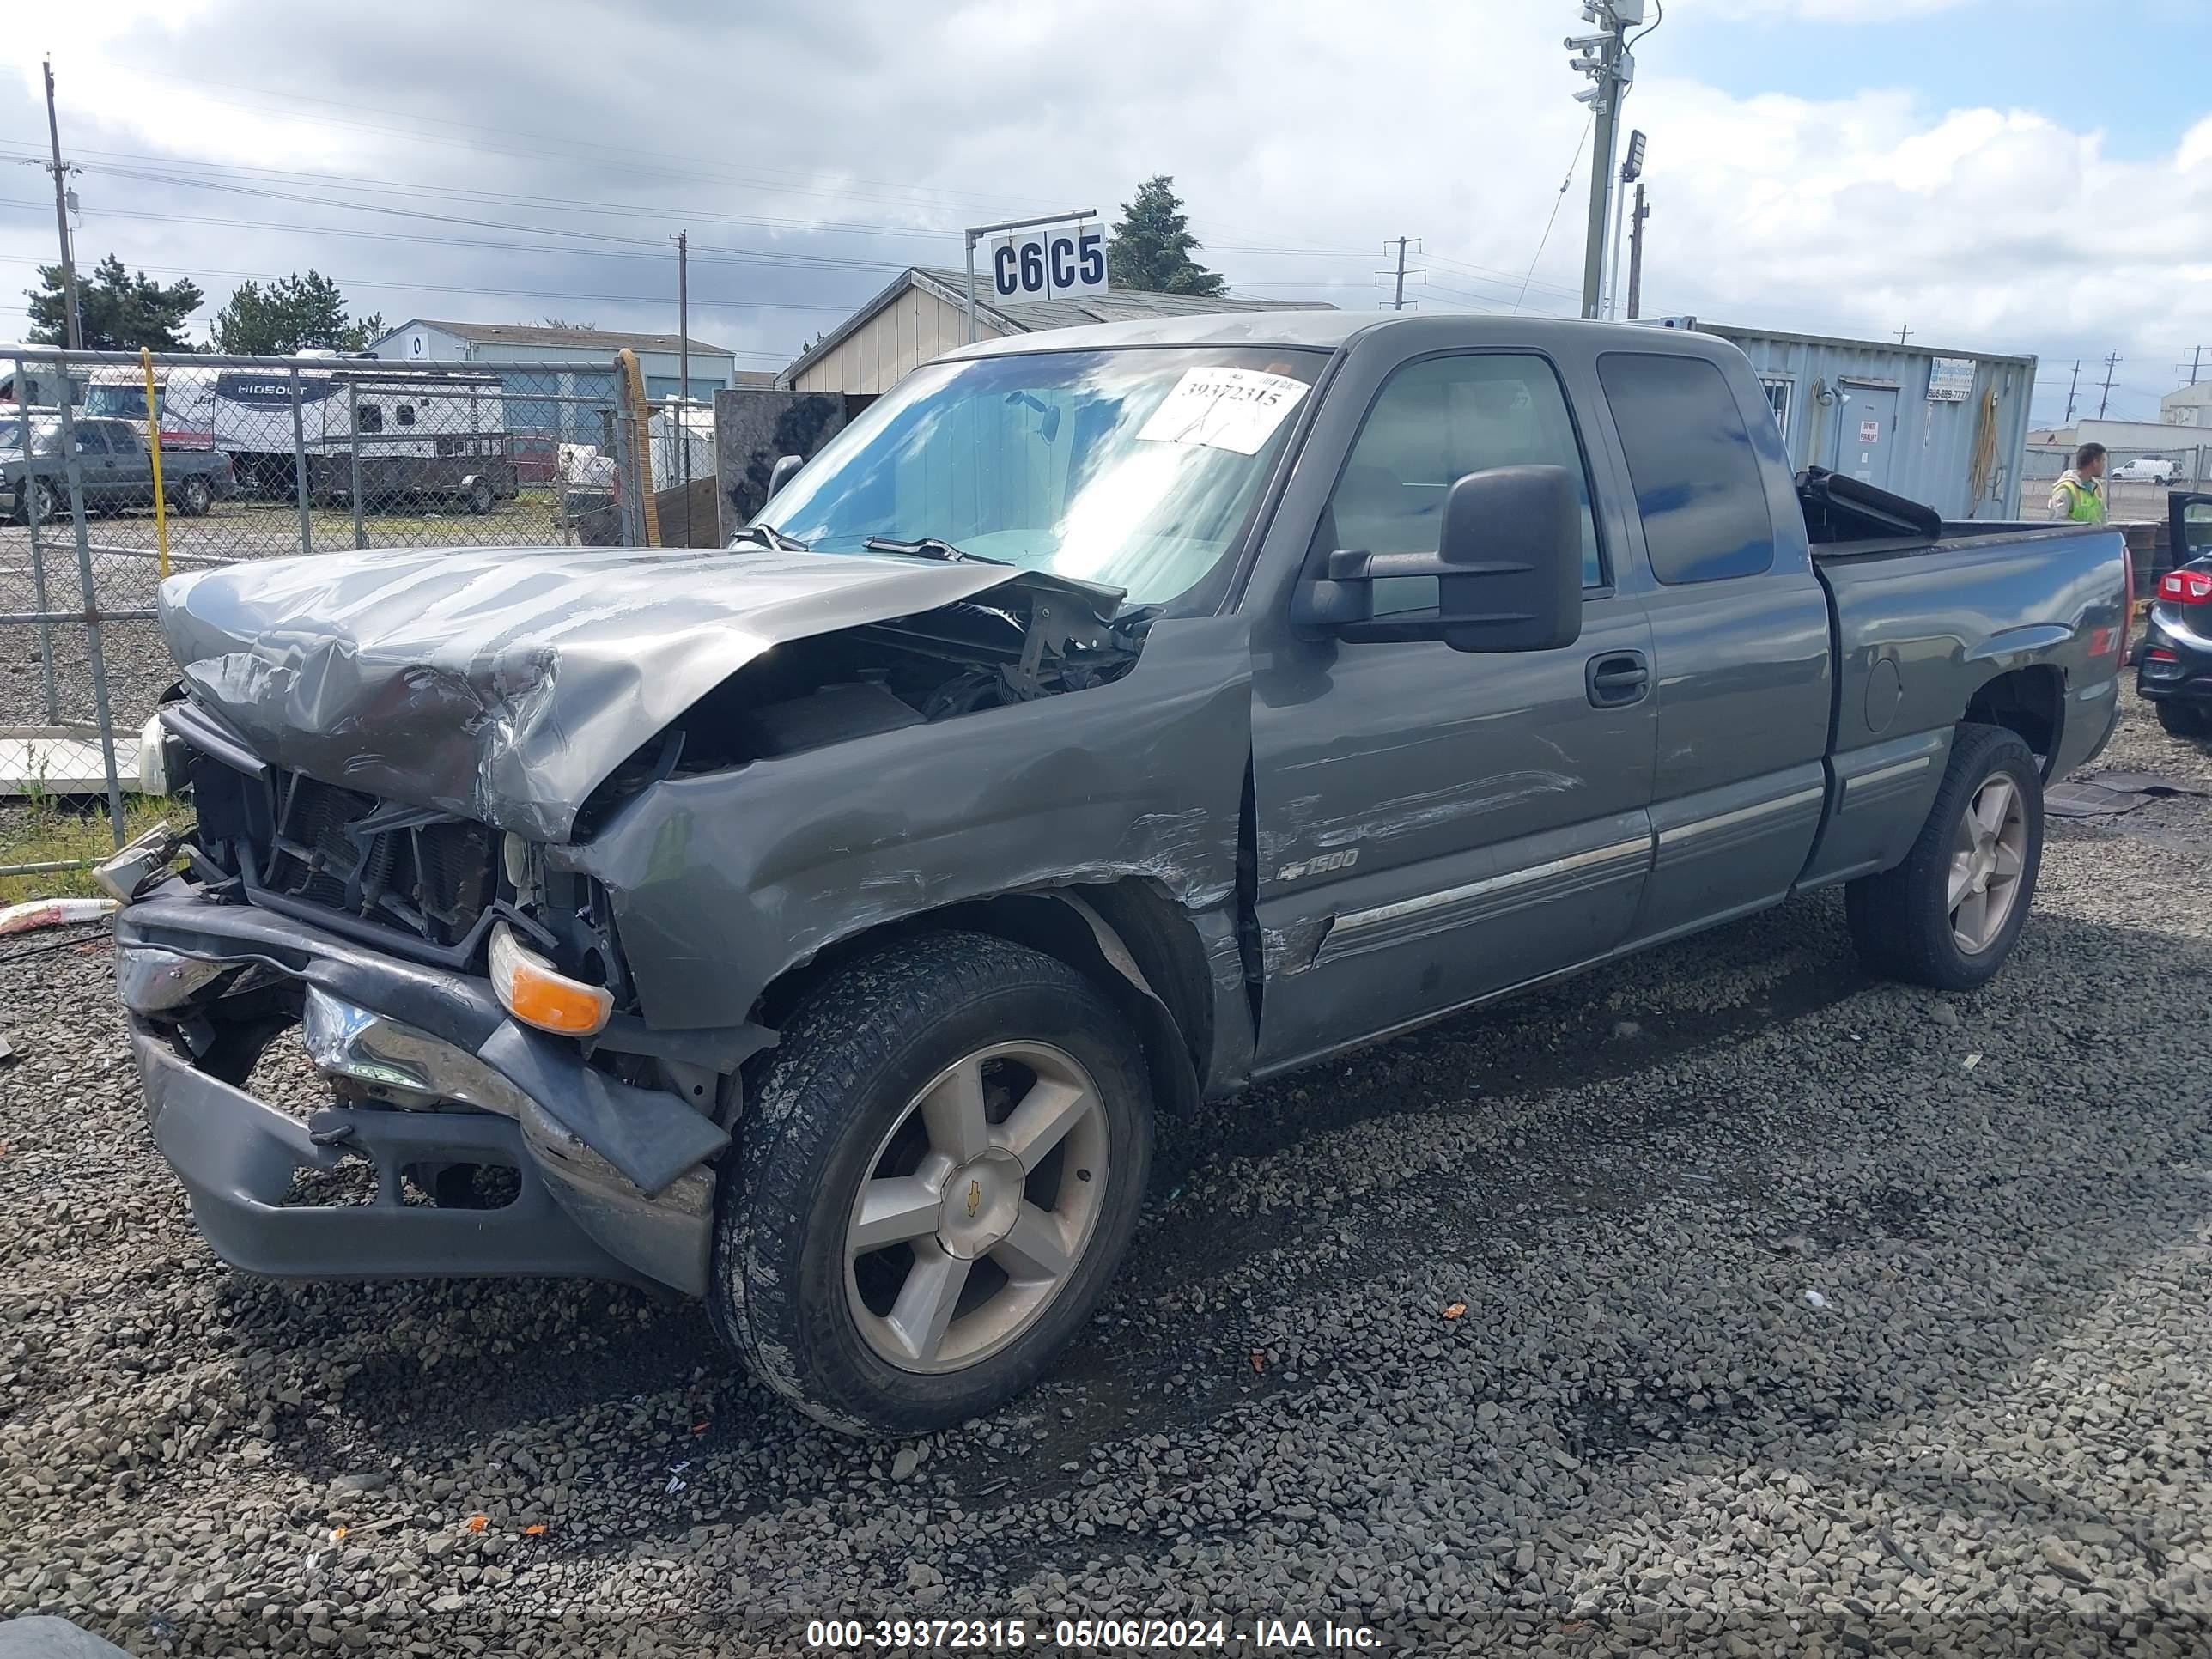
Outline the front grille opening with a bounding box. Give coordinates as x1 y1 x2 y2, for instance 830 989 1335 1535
247 768 498 951
283 1155 378 1208
399 1161 521 1210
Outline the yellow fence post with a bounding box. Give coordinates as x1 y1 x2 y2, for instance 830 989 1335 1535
141 347 170 580
617 348 662 549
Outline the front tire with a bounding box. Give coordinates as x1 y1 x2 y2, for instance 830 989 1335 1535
24 478 65 524
711 932 1153 1436
1844 722 2044 991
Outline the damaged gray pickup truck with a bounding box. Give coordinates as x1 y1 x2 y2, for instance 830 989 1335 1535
110 315 2128 1434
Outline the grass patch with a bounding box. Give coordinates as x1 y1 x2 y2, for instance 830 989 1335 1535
0 797 174 904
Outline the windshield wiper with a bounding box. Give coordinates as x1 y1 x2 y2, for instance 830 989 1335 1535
728 522 810 553
864 534 1008 567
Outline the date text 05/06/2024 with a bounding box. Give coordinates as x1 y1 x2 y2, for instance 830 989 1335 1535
803 1617 1383 1651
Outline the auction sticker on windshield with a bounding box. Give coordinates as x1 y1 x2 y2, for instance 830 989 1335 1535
1136 367 1310 456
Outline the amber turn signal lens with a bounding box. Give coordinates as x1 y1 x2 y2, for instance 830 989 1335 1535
489 923 612 1037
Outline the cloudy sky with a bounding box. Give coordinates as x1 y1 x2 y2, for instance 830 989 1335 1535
2 0 2206 422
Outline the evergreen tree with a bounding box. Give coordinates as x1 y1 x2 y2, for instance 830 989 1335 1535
26 255 203 350
213 270 382 354
1105 175 1224 297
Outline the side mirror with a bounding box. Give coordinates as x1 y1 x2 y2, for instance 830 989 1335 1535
1293 464 1583 653
765 453 804 501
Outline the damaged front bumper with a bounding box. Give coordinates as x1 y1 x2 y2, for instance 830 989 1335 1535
115 881 733 1297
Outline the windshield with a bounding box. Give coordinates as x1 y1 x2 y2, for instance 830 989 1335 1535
762 346 1327 605
84 384 155 422
0 419 63 457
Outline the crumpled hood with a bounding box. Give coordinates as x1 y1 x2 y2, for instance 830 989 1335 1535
159 544 1027 841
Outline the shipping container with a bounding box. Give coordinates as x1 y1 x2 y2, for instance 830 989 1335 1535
1639 319 2035 521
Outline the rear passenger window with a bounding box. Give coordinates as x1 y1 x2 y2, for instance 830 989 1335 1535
1598 353 1775 585
1321 353 1605 617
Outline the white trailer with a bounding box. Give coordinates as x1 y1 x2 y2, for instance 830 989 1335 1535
209 363 515 508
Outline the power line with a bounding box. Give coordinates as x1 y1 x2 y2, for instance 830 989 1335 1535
68 72 1066 222
5 137 1568 287
1420 248 1583 301
0 197 914 274
0 143 973 246
0 247 860 313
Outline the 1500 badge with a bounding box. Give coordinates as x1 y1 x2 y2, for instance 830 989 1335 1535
1277 848 1358 883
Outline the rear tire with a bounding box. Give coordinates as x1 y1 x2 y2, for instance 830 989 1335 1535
2156 700 2209 739
174 477 211 518
468 477 495 515
710 932 1152 1436
1844 722 2043 991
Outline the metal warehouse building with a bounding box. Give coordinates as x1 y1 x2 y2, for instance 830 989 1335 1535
1689 323 2036 522
781 266 1331 397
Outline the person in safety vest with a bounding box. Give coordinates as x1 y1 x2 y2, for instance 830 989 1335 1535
2048 442 2107 524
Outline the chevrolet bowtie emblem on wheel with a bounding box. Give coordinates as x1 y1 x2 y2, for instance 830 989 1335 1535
966 1181 981 1219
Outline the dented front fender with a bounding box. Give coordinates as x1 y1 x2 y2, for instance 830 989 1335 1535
557 613 1255 1035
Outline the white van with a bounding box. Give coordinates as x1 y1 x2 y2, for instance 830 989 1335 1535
2111 457 2180 484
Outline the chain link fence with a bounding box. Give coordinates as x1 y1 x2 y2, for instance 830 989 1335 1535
2025 441 2209 524
2 345 688 892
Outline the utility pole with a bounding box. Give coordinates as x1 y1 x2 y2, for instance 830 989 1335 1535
1897 325 1911 347
1607 130 1646 319
1568 3 1640 319
2185 345 2205 387
1376 237 1423 311
2097 352 2120 421
1626 181 1649 319
676 229 690 535
677 231 690 410
2063 359 2080 423
42 57 82 351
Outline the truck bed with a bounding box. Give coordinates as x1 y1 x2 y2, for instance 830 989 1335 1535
1812 513 2127 779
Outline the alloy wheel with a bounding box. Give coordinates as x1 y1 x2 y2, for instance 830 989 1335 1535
1948 775 2027 954
844 1041 1110 1374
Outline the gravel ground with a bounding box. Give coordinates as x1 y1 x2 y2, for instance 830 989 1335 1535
6 689 2212 1656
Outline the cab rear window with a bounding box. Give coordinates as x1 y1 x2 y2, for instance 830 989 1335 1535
1598 353 1776 585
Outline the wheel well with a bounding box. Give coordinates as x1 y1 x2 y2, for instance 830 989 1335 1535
752 883 1213 1118
1965 665 2063 772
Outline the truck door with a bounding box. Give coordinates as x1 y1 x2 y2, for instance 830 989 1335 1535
2172 493 2212 564
1593 350 1834 946
1249 349 1657 1071
1831 380 1900 491
69 422 120 507
105 422 155 507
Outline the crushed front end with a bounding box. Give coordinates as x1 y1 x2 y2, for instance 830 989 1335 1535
112 707 759 1298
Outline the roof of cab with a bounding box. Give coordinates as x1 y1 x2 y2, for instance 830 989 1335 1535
939 311 1729 362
